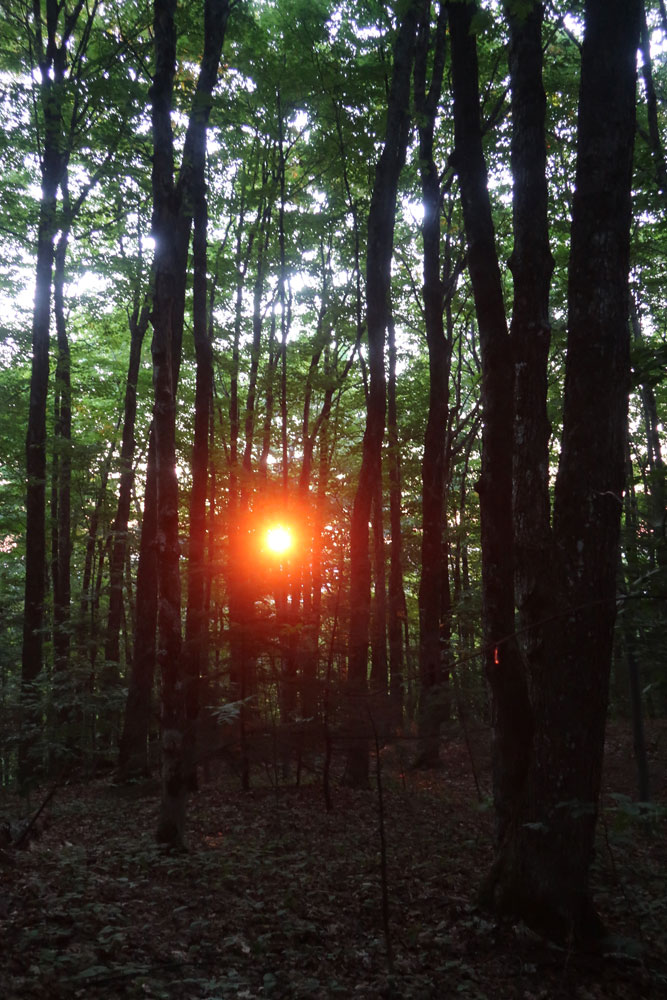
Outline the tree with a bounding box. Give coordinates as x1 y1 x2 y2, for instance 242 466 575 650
448 0 642 941
19 0 99 786
345 0 421 788
414 0 451 768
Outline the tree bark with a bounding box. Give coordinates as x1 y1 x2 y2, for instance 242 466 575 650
150 0 231 846
482 0 641 943
344 0 421 788
118 431 159 780
51 209 72 703
386 314 406 730
447 0 531 839
415 0 450 768
639 1 667 196
630 296 666 565
105 298 150 686
181 0 231 790
369 482 388 697
20 0 75 786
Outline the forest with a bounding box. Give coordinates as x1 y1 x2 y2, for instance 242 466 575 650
1 0 666 996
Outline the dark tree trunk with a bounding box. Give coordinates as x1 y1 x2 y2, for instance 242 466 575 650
415 0 450 768
447 0 532 837
181 0 231 788
118 0 231 809
386 314 406 730
150 0 185 847
345 0 420 788
482 0 641 944
630 297 666 564
243 197 272 471
183 128 212 792
369 483 388 697
105 299 150 686
619 462 650 801
149 0 231 847
118 431 158 780
506 0 553 697
51 214 72 702
639 1 667 195
20 0 72 786
21 183 58 786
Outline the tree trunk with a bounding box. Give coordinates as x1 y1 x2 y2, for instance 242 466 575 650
483 0 640 943
19 0 72 786
150 0 185 846
630 296 666 565
447 0 532 839
51 209 72 688
105 298 150 687
386 314 406 731
150 0 231 848
415 0 450 768
369 483 388 698
345 0 420 788
118 431 158 780
183 136 212 791
638 1 667 196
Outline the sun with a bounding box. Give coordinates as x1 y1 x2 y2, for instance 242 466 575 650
265 524 293 556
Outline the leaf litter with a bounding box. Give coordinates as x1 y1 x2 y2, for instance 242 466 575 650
0 721 666 999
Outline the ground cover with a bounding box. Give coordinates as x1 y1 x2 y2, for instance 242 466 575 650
1 722 665 999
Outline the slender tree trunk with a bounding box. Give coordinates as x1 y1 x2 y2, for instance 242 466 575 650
415 0 450 768
118 0 231 808
118 433 158 780
179 0 229 790
630 297 666 565
386 314 406 730
448 0 531 838
243 198 272 471
150 0 231 847
344 0 421 788
105 299 150 684
19 0 71 787
183 93 214 790
369 483 388 697
619 457 650 800
51 213 72 721
150 0 185 847
639 1 667 196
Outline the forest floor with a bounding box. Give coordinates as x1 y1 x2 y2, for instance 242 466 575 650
1 720 666 1000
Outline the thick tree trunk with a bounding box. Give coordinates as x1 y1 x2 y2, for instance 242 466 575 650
345 0 420 787
483 0 640 943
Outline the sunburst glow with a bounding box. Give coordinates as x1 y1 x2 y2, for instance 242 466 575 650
265 524 293 555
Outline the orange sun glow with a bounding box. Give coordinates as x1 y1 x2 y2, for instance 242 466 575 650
265 524 293 555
